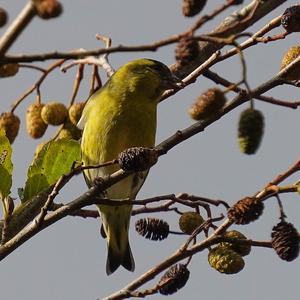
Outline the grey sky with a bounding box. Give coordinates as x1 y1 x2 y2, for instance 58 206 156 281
0 1 300 300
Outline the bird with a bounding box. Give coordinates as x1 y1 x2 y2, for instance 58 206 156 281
78 58 180 275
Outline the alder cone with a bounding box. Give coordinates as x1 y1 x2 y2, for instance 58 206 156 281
68 102 85 125
0 7 8 27
118 147 158 172
158 264 190 295
179 211 204 234
182 0 207 17
175 36 200 66
26 103 48 139
220 230 251 257
34 0 63 19
0 64 19 78
271 221 299 262
41 102 68 126
135 218 169 241
281 5 300 32
227 197 264 225
0 112 20 143
208 246 245 274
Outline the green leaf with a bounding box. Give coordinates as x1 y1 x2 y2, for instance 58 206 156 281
0 129 13 198
23 139 80 202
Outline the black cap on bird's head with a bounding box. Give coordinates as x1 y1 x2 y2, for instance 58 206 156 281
122 58 181 89
109 58 182 100
142 58 182 90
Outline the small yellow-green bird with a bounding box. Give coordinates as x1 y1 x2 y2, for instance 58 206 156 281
78 58 179 275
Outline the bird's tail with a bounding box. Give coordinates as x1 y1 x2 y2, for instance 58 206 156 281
98 206 135 275
106 234 135 275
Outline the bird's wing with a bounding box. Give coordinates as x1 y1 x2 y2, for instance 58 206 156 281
77 88 103 130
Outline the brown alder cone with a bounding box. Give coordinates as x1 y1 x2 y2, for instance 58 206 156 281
0 7 8 27
175 36 200 67
271 221 300 262
227 197 264 225
41 102 68 126
0 64 19 78
182 0 207 17
135 218 169 241
34 0 63 19
68 102 85 125
281 5 300 32
118 147 158 172
158 264 190 295
0 112 20 143
26 103 48 139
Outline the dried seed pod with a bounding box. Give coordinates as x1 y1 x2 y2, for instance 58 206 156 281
56 119 82 140
135 218 169 241
220 230 251 257
271 221 299 262
182 0 207 17
158 264 190 295
208 246 245 274
175 36 200 66
179 211 204 235
118 147 158 172
238 108 264 154
41 102 68 125
280 46 300 80
68 102 85 125
0 112 20 143
34 0 63 19
0 7 8 27
0 64 19 78
227 197 264 225
188 88 226 120
281 5 300 32
26 103 48 139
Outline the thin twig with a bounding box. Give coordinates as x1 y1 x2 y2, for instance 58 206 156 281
10 59 66 113
0 1 36 56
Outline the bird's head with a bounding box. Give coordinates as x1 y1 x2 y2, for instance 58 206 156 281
109 58 181 101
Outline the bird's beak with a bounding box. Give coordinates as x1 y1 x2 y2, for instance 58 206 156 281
163 74 184 90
